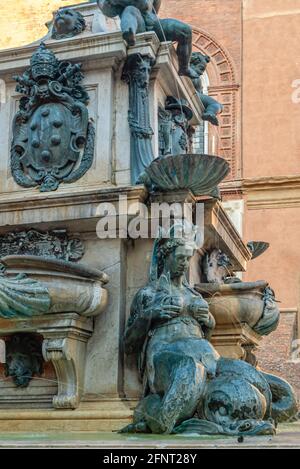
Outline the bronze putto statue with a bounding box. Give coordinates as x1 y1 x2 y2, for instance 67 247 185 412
98 0 197 78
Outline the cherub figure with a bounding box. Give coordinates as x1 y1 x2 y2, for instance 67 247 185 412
190 52 223 126
97 0 197 78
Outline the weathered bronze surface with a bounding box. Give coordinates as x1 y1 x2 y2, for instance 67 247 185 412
0 229 84 262
5 334 44 388
247 241 270 260
190 52 223 126
50 8 86 40
196 280 280 337
0 270 51 319
145 153 230 196
98 0 197 78
11 43 94 192
122 54 155 184
122 222 297 436
158 97 193 157
0 255 108 319
202 249 232 284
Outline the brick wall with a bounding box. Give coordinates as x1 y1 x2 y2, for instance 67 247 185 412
256 311 300 400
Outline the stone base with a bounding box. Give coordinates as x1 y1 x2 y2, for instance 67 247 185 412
0 422 299 448
211 323 261 361
0 399 135 433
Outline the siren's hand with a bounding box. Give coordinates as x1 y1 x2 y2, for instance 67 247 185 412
143 304 181 322
188 297 213 327
194 310 211 327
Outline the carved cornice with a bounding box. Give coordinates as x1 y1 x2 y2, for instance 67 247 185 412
220 179 244 198
0 31 128 79
243 175 300 209
0 185 149 232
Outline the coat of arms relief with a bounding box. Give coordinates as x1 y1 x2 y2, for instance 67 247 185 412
11 42 95 192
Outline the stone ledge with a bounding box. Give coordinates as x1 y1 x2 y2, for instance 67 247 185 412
0 399 134 433
0 423 298 448
0 31 128 78
243 175 300 209
0 185 148 232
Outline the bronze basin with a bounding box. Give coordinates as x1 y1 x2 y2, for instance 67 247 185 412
195 281 268 328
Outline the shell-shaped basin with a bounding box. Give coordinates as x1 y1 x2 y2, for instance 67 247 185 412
0 255 109 319
145 154 230 196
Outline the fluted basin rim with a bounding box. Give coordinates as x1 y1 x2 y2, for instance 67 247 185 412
1 255 109 284
145 153 230 195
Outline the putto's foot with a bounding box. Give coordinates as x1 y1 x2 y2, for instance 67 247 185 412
178 67 199 79
123 28 136 46
202 112 219 126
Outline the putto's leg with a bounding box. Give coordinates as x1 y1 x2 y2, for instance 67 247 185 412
201 95 224 126
155 19 198 79
121 6 146 46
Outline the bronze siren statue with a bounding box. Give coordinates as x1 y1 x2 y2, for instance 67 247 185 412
122 222 298 436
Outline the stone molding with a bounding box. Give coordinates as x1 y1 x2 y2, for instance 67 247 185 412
0 185 148 232
42 323 92 410
0 32 127 79
243 175 300 209
0 399 135 432
211 323 261 361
